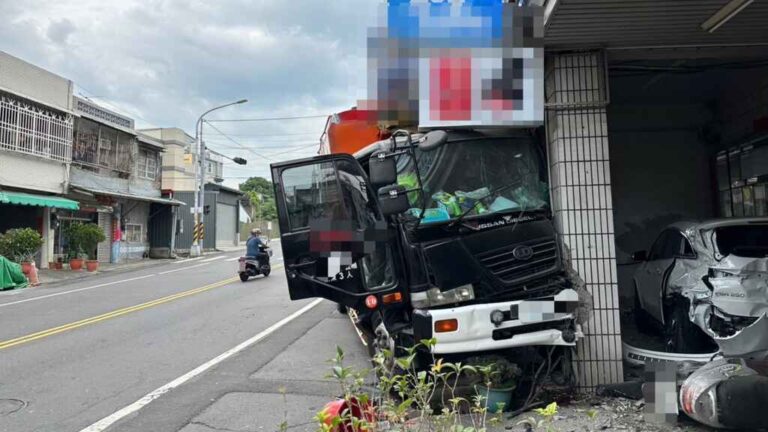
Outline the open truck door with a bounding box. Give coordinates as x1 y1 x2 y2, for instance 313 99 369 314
271 154 400 311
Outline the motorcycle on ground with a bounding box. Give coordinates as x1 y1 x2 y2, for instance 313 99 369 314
238 244 272 282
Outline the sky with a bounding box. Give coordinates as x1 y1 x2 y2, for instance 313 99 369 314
0 0 379 187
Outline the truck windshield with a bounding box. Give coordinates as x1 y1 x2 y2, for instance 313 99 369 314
396 136 548 225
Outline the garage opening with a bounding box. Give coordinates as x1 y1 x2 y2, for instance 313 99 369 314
607 53 768 353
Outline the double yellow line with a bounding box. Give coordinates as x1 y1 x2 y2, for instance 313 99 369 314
0 277 238 351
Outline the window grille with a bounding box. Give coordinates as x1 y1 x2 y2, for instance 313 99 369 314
0 93 73 162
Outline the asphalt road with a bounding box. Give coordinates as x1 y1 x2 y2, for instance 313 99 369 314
0 244 327 432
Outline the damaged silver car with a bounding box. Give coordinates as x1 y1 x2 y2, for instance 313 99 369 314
632 218 768 356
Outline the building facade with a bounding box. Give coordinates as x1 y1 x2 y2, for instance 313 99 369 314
65 97 181 262
0 50 79 268
139 127 243 253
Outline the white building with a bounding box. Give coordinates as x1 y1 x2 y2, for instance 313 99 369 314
0 50 79 268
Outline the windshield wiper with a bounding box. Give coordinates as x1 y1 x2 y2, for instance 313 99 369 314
447 182 520 229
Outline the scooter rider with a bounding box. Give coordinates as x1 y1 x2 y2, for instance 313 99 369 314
246 228 268 265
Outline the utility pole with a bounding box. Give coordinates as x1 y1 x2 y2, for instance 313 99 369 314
190 99 248 257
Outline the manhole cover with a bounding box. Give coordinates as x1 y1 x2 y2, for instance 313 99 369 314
0 399 26 416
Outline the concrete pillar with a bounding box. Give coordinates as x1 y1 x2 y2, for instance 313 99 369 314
41 207 52 268
545 51 623 389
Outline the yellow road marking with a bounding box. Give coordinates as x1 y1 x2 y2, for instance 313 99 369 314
0 264 283 351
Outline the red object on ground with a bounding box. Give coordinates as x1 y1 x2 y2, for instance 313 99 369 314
320 398 376 431
86 260 99 272
26 262 40 286
326 109 389 155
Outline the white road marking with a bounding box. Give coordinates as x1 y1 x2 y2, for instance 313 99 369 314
171 257 203 265
0 274 156 308
200 256 227 263
79 298 324 432
225 257 240 262
157 262 212 275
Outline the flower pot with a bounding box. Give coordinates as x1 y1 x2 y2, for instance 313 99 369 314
55 261 63 270
69 258 84 271
86 260 99 272
49 261 59 270
475 384 516 413
21 261 33 275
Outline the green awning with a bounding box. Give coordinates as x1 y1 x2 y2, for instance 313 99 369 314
0 191 80 210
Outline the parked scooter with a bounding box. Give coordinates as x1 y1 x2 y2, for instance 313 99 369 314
238 244 272 282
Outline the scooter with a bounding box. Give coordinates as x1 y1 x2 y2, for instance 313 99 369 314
238 244 272 282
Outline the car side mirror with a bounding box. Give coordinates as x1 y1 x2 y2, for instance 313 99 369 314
377 184 410 216
631 250 648 261
369 151 397 189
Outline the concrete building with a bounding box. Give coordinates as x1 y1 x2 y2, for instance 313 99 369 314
65 97 181 262
538 0 768 388
0 50 79 268
139 127 244 253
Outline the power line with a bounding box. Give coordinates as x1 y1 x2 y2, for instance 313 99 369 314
206 114 329 123
203 131 320 138
203 121 273 162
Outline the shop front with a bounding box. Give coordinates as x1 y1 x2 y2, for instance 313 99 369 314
0 190 80 268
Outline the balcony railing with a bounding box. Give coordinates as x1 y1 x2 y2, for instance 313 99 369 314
0 93 73 163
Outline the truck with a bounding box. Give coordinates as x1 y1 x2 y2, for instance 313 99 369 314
270 115 587 368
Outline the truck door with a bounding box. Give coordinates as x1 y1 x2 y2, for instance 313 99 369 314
271 154 399 310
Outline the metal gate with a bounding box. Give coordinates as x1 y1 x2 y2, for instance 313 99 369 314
215 203 237 247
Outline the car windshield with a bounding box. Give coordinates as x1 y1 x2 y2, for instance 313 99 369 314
715 225 768 258
396 136 549 225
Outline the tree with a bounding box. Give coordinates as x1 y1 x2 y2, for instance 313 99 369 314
240 177 278 221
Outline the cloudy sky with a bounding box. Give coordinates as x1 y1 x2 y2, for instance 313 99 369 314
0 0 380 186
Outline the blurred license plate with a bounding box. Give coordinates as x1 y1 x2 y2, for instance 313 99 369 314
517 300 556 323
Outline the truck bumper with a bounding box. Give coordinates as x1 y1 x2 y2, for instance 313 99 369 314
413 297 583 355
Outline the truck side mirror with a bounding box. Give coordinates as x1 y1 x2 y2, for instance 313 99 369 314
378 184 410 216
631 250 648 261
369 151 397 189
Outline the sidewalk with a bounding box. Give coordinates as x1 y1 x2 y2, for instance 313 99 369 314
178 308 370 432
35 255 209 287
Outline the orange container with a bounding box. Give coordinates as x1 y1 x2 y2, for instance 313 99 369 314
326 109 389 155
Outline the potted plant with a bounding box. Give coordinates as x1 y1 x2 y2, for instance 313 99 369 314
79 223 106 272
1 228 43 274
64 223 86 271
470 356 521 413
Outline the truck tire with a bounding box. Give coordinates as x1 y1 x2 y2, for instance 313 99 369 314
664 300 712 354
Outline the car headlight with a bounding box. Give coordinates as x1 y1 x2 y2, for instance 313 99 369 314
411 285 475 308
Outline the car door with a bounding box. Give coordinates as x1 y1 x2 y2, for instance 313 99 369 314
271 154 399 311
635 230 681 323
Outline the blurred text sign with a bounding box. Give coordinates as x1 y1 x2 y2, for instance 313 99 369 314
363 0 544 128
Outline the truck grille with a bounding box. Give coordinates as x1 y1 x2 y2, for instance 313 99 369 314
477 239 559 284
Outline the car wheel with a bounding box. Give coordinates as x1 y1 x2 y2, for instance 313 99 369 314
239 273 249 282
664 300 712 354
633 287 655 334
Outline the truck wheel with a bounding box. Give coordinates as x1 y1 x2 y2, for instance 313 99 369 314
239 273 249 282
664 300 711 354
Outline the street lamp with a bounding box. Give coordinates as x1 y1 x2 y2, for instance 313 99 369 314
190 99 248 257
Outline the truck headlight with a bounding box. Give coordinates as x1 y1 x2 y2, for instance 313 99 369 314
411 285 475 308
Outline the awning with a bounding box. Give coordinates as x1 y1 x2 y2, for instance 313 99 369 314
0 191 80 210
71 186 185 206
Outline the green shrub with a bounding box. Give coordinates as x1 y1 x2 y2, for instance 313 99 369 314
0 228 43 262
65 223 106 260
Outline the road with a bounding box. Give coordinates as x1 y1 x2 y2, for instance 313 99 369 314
0 245 353 432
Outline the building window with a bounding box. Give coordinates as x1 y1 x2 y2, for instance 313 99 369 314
137 149 158 180
124 223 143 243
